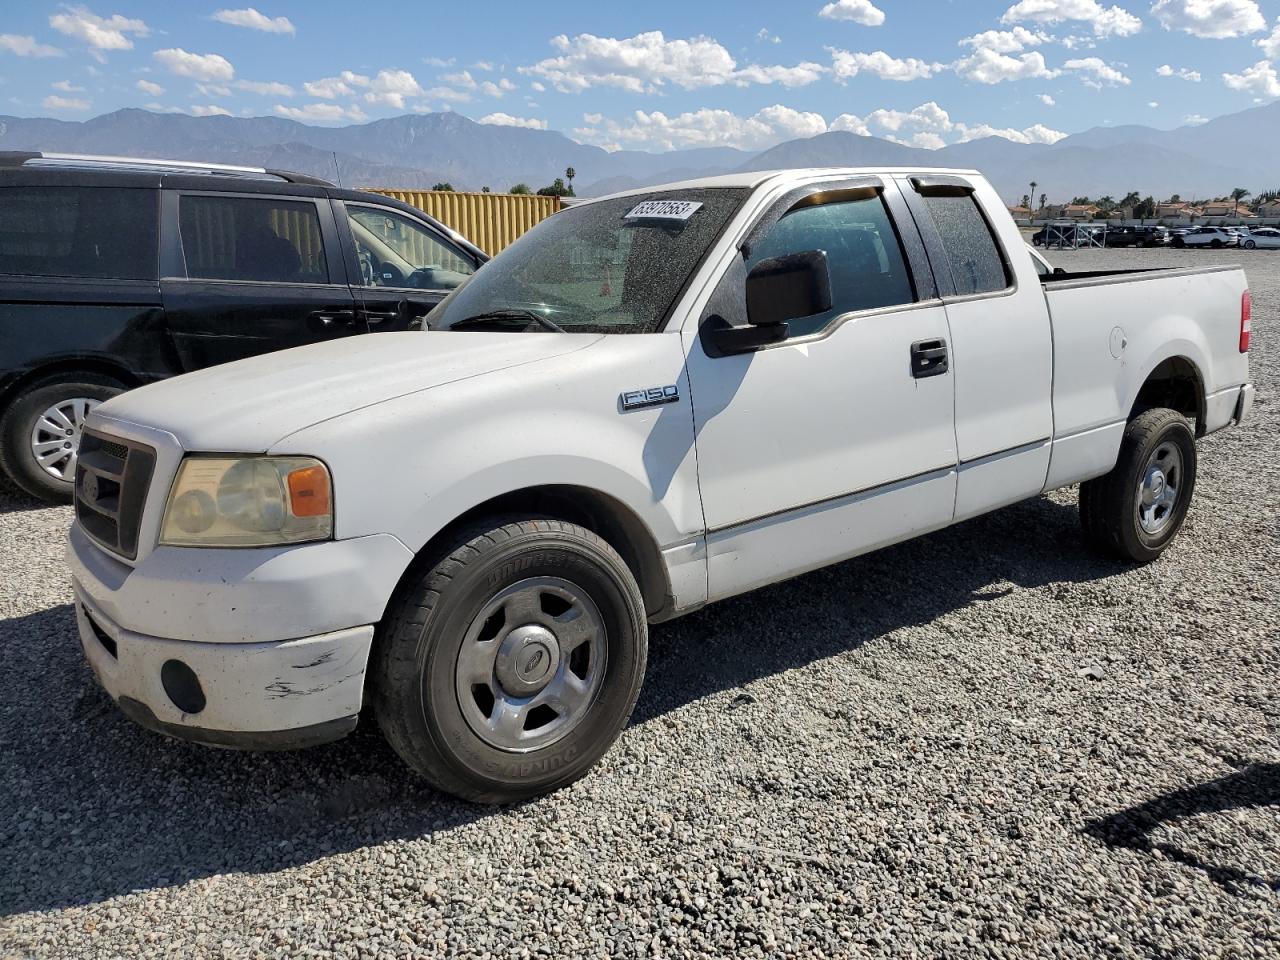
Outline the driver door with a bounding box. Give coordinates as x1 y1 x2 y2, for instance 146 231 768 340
335 200 479 331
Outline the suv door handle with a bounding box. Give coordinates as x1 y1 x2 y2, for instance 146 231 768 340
910 339 949 378
309 309 358 329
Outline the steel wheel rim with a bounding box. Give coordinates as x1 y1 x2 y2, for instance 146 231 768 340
29 397 100 482
1136 441 1183 536
455 576 607 753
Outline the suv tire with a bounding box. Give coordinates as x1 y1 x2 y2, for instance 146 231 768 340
1079 408 1197 563
0 375 126 504
371 518 648 803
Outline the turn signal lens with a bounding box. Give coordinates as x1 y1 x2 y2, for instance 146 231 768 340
287 465 331 517
1240 290 1251 353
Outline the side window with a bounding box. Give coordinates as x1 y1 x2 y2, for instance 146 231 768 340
0 186 157 280
747 195 916 338
345 206 475 291
179 195 328 283
922 194 1011 296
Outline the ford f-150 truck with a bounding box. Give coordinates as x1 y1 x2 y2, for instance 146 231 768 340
67 168 1254 803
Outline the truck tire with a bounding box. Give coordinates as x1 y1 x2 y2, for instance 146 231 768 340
1244 240 1257 249
371 518 648 803
0 375 125 504
1173 236 1185 248
1079 408 1197 563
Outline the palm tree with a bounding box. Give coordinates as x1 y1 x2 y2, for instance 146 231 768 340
1230 187 1250 217
1029 181 1038 213
565 167 576 192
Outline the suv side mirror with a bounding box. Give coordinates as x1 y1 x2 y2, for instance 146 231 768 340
708 249 833 355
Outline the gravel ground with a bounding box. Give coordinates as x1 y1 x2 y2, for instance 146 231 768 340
1 247 1277 959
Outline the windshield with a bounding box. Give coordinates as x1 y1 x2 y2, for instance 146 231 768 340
427 188 749 334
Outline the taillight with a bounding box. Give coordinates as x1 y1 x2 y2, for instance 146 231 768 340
1240 290 1251 353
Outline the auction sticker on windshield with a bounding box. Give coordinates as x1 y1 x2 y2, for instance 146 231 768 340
624 200 703 221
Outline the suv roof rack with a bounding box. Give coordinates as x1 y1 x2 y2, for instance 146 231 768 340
0 151 333 186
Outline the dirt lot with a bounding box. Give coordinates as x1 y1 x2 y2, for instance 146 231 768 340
1 247 1277 958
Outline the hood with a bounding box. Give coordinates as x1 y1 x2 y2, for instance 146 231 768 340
93 331 600 453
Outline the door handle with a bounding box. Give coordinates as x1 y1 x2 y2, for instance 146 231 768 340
910 339 949 378
309 309 357 329
361 299 414 326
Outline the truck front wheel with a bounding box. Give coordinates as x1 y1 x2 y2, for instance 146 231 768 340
1079 408 1197 563
371 518 648 803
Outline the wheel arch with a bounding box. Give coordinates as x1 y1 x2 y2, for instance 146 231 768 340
0 358 141 412
1128 355 1207 436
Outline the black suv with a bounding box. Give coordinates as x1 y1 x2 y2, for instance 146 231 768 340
0 152 487 502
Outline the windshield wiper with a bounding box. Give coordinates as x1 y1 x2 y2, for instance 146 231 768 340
449 309 565 333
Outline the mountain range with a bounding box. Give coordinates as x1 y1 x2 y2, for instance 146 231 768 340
1 102 1277 204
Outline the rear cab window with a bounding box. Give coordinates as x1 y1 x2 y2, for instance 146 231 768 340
921 193 1012 296
0 186 158 280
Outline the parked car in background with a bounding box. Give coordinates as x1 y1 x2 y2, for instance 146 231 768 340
0 152 487 502
1174 226 1238 248
1241 227 1280 249
67 167 1253 803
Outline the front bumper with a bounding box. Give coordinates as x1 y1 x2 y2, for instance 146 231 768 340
75 588 373 748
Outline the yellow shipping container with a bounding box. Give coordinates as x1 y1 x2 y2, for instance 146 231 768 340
365 189 562 256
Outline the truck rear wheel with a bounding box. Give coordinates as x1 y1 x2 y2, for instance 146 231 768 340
1079 408 1197 563
0 375 125 504
371 518 648 803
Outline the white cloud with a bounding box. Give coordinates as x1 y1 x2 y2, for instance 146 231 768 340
575 103 827 151
1038 92 1057 103
235 79 294 96
479 112 548 129
1223 59 1280 97
756 28 781 44
362 69 424 108
190 104 232 117
830 113 871 135
959 27 1051 52
1156 63 1202 80
303 71 369 99
441 70 478 90
422 86 473 103
833 100 1067 146
1184 113 1209 124
472 60 496 70
1149 99 1160 106
818 1 886 25
830 49 942 81
954 48 1060 83
136 78 165 96
0 34 64 57
530 81 546 92
51 79 84 92
422 56 454 67
1001 1 1142 38
154 48 235 82
144 102 183 113
1151 0 1264 38
958 121 1068 143
1064 56 1131 86
1256 18 1280 58
211 8 296 34
275 102 367 122
41 94 90 111
196 83 232 97
48 6 148 51
480 78 518 98
522 31 825 92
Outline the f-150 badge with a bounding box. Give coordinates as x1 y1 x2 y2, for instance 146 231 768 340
620 385 679 411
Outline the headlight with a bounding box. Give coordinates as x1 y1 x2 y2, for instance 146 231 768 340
160 457 333 547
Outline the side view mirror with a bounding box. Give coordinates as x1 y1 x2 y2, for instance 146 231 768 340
1053 266 1067 275
709 250 833 355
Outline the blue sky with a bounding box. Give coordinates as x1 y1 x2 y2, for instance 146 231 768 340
2 1 1279 152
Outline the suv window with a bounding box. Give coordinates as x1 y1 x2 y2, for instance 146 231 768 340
346 205 474 291
748 195 916 337
179 195 328 283
0 186 158 280
923 194 1011 296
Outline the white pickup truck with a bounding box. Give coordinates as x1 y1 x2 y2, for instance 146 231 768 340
68 168 1254 802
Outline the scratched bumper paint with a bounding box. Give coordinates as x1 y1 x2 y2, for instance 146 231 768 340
74 589 374 737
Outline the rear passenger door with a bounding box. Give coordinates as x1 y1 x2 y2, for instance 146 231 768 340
899 175 1053 521
160 188 362 370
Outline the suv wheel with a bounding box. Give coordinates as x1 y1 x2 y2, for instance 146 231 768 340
371 518 648 803
1079 408 1197 563
0 375 126 503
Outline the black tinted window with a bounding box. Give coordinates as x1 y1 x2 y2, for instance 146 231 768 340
179 195 328 283
0 186 157 280
923 194 1010 296
749 195 915 337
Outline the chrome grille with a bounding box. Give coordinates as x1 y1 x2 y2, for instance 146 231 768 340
75 431 156 560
